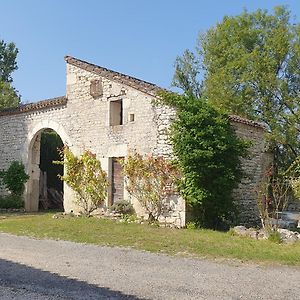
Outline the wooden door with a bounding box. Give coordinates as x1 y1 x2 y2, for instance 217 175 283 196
112 157 124 204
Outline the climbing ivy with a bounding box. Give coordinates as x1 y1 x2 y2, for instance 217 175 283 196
159 92 248 229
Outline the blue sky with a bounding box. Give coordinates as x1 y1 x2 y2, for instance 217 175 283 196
1 0 299 103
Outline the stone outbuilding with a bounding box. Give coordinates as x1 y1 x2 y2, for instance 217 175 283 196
0 56 271 226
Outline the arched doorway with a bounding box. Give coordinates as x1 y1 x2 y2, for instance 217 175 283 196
39 129 64 210
25 127 65 212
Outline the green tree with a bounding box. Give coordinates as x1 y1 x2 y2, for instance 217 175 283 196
172 49 202 98
0 81 20 110
160 92 248 229
0 39 18 82
0 39 20 110
173 6 300 171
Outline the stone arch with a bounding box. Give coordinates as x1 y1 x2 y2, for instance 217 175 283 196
24 120 71 212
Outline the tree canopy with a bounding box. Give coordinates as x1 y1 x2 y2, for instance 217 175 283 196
0 39 20 110
173 6 300 171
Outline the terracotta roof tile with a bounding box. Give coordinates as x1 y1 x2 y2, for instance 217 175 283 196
229 114 265 129
0 96 67 117
65 55 164 97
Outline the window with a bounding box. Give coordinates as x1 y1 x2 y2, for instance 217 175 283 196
110 100 123 126
129 113 135 122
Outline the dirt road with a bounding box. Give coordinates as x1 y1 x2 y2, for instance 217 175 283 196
0 233 299 299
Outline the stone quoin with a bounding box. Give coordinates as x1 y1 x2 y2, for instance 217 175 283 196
0 56 272 227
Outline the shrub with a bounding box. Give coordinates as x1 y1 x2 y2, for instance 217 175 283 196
121 153 179 222
121 214 138 223
110 200 135 215
0 194 24 209
55 147 109 215
159 92 248 229
268 230 282 244
0 161 29 195
186 221 197 230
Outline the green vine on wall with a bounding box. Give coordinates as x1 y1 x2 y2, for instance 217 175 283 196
158 92 249 229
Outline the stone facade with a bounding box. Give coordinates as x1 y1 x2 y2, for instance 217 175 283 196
230 119 272 226
0 56 270 227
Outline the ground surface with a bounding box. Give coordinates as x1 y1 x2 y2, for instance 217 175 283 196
0 233 300 299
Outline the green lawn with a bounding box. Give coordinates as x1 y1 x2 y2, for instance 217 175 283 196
1 212 300 265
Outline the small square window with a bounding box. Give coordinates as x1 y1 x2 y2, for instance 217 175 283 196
129 113 135 122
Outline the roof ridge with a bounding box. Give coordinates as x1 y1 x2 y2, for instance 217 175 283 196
64 55 163 97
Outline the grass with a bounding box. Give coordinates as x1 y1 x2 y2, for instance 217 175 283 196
1 212 300 266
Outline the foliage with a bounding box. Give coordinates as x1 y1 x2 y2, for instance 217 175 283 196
172 49 202 98
0 194 23 209
290 179 300 200
256 167 291 230
160 92 248 229
268 230 282 244
121 152 179 222
0 39 20 110
173 6 300 172
285 156 300 199
55 147 109 215
110 200 135 215
0 161 29 196
0 39 18 83
186 221 197 230
0 81 20 110
121 214 138 223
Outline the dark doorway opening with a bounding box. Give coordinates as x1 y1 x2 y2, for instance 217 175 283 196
39 129 64 210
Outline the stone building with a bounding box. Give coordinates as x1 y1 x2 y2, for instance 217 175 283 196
0 56 271 226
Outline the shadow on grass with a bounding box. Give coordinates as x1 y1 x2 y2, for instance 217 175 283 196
0 258 143 299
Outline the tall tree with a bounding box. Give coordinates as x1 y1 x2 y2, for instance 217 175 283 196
172 49 202 99
0 39 18 83
0 81 20 110
173 6 300 170
0 39 20 110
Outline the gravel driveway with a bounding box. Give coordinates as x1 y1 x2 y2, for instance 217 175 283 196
0 233 299 299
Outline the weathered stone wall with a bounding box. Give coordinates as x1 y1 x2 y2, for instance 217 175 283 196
0 60 186 226
231 121 272 226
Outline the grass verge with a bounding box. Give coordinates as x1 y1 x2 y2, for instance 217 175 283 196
0 212 300 265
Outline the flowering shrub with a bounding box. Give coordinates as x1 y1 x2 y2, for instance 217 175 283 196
56 147 109 215
121 153 179 222
256 167 290 230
